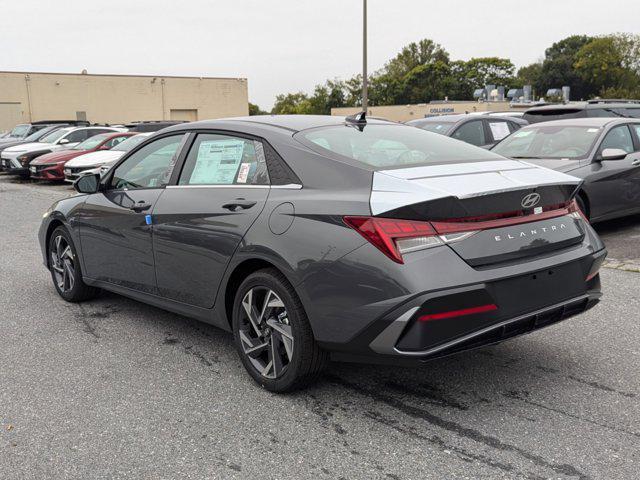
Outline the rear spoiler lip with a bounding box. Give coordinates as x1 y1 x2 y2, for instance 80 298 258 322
370 162 582 216
455 180 583 200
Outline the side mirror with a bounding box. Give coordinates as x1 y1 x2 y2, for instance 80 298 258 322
600 148 628 161
74 173 100 194
99 145 111 150
59 138 70 145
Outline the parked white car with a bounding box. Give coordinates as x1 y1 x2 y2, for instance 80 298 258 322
1 126 124 175
63 132 153 182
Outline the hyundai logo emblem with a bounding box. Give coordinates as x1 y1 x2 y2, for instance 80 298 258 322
521 193 541 209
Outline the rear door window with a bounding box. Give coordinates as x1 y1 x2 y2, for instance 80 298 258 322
178 133 270 186
486 120 512 142
64 129 89 144
451 120 486 146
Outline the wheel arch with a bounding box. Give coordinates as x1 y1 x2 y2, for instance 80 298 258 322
44 218 66 268
222 257 301 330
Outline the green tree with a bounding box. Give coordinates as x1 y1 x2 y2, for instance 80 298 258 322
248 102 267 116
539 35 594 99
575 34 640 98
307 79 348 114
516 62 543 96
384 39 449 78
271 92 313 114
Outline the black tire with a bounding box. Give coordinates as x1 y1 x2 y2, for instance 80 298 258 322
48 226 98 302
232 268 328 392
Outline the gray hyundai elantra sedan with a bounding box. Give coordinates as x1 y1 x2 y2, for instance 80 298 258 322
39 114 606 392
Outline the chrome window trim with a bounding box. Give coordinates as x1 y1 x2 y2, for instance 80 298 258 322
271 183 302 190
166 184 270 189
165 183 302 190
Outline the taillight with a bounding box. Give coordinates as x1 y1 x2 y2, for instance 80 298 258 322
343 216 441 263
344 200 583 264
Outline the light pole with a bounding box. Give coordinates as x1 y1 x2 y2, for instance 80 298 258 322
362 0 368 112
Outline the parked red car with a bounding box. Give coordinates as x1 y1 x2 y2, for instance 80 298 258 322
29 132 134 181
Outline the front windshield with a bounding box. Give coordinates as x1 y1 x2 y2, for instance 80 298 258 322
9 124 30 138
24 127 55 142
112 134 148 152
492 125 602 160
39 129 69 144
297 124 503 168
73 133 110 151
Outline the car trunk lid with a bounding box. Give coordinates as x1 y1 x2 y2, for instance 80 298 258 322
371 160 585 266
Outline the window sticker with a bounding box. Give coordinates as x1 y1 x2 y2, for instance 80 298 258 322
189 139 245 184
237 163 251 183
489 122 511 141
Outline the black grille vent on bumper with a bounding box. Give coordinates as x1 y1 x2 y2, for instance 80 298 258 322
421 296 596 360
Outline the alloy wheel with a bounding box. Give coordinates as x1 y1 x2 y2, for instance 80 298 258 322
238 287 293 379
51 235 75 293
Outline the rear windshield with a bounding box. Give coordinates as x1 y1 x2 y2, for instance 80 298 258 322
24 127 56 142
523 109 585 123
296 124 503 169
408 121 455 135
73 133 111 150
112 134 149 152
492 125 601 160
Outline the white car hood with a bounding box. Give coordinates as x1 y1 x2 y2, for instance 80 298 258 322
371 159 581 215
2 142 56 154
65 150 125 168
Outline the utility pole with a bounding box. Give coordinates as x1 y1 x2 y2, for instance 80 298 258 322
362 0 368 112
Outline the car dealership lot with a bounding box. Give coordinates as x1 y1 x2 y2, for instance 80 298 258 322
1 174 639 479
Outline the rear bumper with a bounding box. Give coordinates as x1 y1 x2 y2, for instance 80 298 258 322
313 245 605 365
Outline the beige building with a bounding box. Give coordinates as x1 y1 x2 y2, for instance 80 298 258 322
332 101 527 122
0 71 249 131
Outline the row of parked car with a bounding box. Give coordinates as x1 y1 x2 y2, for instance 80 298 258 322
0 120 179 182
3 99 640 224
408 99 640 223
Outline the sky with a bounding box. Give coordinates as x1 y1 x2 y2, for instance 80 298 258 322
1 0 639 109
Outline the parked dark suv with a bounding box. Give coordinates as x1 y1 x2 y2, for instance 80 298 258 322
523 100 640 124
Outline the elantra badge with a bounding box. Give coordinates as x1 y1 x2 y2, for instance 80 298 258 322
521 193 541 209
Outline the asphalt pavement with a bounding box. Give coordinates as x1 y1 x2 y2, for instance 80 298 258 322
1 174 639 480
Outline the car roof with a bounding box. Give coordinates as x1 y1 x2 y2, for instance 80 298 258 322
408 114 526 126
520 117 640 128
526 102 640 113
168 115 397 134
408 115 464 123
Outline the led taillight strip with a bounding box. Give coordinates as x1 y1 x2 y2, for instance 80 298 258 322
432 202 577 235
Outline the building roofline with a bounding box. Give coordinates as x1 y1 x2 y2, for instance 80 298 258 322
0 70 247 82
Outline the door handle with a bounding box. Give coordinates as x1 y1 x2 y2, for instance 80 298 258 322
632 159 640 166
222 199 257 211
131 201 152 213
